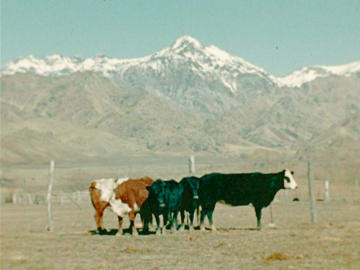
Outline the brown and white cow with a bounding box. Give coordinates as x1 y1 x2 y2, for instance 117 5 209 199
89 177 154 235
113 177 154 235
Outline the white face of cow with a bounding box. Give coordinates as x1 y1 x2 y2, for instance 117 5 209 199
96 178 117 202
95 177 129 202
284 169 297 190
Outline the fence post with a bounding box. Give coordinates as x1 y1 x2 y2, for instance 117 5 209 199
28 193 32 204
324 180 329 201
189 155 195 176
308 162 317 224
47 160 55 232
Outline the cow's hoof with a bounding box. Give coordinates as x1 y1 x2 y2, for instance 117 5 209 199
116 230 123 236
132 230 139 236
178 225 185 231
98 229 108 235
156 230 161 236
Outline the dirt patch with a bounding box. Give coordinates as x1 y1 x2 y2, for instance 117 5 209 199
122 246 152 253
263 252 304 261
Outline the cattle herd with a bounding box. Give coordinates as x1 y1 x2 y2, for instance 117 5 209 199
89 169 298 235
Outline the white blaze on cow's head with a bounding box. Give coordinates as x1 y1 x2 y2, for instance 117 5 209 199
95 177 129 202
284 169 297 189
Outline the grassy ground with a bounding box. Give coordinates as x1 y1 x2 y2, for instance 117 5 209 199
1 199 360 270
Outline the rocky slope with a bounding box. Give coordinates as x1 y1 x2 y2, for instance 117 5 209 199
1 36 360 164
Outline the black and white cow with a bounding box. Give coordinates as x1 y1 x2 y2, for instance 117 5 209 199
179 176 200 231
199 169 297 231
146 179 184 235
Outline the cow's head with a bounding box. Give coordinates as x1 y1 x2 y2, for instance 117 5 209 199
182 177 200 199
98 178 118 202
283 169 297 190
147 179 167 210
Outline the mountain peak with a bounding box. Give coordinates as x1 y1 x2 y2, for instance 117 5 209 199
170 36 203 53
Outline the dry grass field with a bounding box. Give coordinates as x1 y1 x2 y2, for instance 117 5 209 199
1 158 360 269
1 196 360 269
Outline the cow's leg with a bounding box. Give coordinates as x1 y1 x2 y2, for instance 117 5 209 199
254 206 262 230
179 209 186 231
94 211 103 233
189 210 195 231
140 212 151 234
207 210 217 232
154 214 161 236
200 209 207 231
116 216 123 236
162 212 168 235
200 204 216 232
94 207 108 234
128 211 138 236
196 206 201 227
171 211 178 233
140 199 152 234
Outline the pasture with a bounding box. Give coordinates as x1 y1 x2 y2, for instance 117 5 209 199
1 157 360 269
1 195 360 269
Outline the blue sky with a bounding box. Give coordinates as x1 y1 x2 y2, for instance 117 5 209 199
1 0 360 76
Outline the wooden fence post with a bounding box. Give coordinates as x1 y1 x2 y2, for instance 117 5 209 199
60 191 64 205
12 194 17 204
324 180 329 201
308 162 317 224
47 160 55 232
189 155 195 176
28 193 32 204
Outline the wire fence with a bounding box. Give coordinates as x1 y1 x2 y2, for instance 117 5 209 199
1 190 91 205
1 157 360 206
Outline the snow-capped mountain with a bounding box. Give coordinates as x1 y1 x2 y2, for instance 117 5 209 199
2 36 359 118
2 36 273 85
2 36 278 118
275 60 360 88
2 36 359 89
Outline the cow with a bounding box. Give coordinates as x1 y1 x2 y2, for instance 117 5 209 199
113 177 154 236
179 176 200 231
146 179 184 235
89 177 154 236
199 169 297 231
89 177 129 234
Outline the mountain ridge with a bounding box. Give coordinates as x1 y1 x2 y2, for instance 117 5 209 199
1 36 360 164
2 36 359 89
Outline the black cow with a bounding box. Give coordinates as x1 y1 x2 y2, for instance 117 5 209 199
179 176 200 231
146 179 184 235
199 169 297 231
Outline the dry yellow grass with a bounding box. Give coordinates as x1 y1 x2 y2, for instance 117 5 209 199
1 199 360 270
